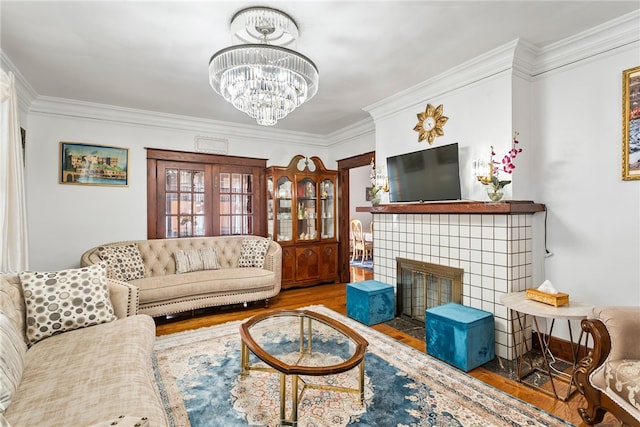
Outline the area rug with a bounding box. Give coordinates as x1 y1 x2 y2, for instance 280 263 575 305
153 306 574 427
349 257 373 271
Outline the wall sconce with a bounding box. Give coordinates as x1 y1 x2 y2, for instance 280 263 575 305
473 159 493 185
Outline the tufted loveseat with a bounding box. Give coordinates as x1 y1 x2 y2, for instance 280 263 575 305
81 235 282 318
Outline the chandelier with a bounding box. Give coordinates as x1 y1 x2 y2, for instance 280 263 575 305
209 7 319 126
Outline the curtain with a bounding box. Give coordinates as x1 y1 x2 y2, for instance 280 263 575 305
0 70 29 272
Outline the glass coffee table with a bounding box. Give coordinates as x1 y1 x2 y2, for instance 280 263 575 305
239 309 369 426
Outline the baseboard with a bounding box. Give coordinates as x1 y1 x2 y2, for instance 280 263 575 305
531 331 591 362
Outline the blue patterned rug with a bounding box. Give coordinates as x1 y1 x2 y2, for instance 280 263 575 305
153 306 573 427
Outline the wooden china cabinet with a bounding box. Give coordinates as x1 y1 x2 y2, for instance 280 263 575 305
267 156 339 289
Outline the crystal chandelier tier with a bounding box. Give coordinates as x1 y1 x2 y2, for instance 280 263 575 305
209 7 319 126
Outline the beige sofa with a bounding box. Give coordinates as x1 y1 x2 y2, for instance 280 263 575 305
80 235 282 317
574 306 640 426
0 272 168 427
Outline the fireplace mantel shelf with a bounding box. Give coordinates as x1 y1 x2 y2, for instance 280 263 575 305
356 200 545 215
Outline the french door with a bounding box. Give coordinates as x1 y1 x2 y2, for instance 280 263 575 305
147 149 266 239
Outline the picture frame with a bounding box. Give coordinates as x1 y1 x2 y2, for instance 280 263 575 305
59 142 129 186
365 186 374 201
622 65 640 180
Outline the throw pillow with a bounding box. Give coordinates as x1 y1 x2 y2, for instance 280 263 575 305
174 248 221 273
0 312 27 412
98 244 145 281
18 262 116 346
237 237 270 268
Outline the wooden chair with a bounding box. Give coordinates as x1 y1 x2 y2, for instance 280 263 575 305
350 219 372 261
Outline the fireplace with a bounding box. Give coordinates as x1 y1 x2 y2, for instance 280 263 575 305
396 258 463 325
358 201 546 359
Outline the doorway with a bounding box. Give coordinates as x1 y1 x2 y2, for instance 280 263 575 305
337 151 374 283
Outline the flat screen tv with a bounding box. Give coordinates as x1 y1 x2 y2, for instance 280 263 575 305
386 142 462 202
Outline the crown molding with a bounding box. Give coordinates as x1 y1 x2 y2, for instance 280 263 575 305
326 118 375 147
534 10 640 75
28 96 329 147
364 39 521 123
0 50 38 115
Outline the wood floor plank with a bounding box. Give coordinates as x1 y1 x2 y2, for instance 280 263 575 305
154 273 620 427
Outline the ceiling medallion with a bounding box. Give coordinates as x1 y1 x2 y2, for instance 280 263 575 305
209 7 319 126
413 103 448 144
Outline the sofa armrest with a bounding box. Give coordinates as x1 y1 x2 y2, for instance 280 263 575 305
108 279 140 318
263 241 282 293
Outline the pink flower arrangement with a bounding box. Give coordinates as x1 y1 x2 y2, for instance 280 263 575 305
478 131 523 193
491 131 522 176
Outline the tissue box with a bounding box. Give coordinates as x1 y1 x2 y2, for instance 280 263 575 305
525 288 569 307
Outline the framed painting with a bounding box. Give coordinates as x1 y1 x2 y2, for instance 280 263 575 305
59 142 129 186
623 65 640 180
365 186 374 201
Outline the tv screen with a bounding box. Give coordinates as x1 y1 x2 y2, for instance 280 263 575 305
386 143 462 202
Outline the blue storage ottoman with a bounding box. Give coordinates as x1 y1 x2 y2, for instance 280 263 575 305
346 280 395 326
425 302 494 372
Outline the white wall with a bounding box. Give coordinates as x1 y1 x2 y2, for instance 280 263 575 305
24 110 331 270
366 15 640 323
534 45 640 307
349 165 372 229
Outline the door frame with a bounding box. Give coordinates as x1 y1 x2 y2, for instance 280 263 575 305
337 151 374 283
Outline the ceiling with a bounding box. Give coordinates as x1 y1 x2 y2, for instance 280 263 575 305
2 1 638 136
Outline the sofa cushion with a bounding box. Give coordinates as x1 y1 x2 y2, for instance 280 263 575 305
132 267 276 304
3 315 167 426
237 237 270 268
174 247 221 274
98 244 146 281
18 263 116 346
604 359 640 411
0 312 27 413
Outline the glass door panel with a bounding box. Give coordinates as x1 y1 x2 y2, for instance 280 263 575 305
297 177 317 240
276 176 292 241
218 171 255 235
320 178 335 239
163 165 207 238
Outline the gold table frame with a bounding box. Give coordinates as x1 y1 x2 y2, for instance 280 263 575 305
240 309 369 427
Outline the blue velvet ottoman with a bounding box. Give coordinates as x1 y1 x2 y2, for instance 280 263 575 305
346 280 395 326
425 303 494 372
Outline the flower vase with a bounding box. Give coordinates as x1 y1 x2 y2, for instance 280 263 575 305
487 187 504 202
371 193 381 207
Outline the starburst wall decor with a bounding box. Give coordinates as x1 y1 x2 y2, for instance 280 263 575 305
413 103 448 144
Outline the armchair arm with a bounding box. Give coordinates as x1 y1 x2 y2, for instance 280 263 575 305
574 319 611 424
107 279 140 318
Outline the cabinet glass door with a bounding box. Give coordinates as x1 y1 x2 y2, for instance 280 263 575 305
320 178 335 239
297 177 317 240
276 177 293 242
267 177 274 240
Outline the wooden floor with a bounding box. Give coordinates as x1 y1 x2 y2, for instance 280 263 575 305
155 267 620 427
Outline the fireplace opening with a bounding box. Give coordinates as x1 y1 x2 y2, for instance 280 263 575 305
396 258 463 325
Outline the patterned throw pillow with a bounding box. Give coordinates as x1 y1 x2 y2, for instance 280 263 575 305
237 238 270 268
174 248 221 273
18 262 116 346
98 244 145 281
0 312 26 412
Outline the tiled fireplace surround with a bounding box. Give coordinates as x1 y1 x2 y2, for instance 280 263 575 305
367 202 545 360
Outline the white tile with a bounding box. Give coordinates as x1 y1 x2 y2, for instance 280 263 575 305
470 238 482 251
482 226 493 239
482 215 494 227
495 317 508 332
482 250 494 265
495 252 507 266
450 247 459 260
440 235 449 247
494 239 507 254
495 265 507 280
449 236 459 248
495 215 507 227
470 249 482 262
471 215 482 226
470 226 482 238
482 300 494 312
470 273 482 286
481 238 494 253
469 298 482 310
494 304 508 319
459 249 470 261
459 225 470 238
459 214 470 225
470 261 482 275
459 237 470 249
496 330 508 346
494 227 507 241
449 225 459 237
